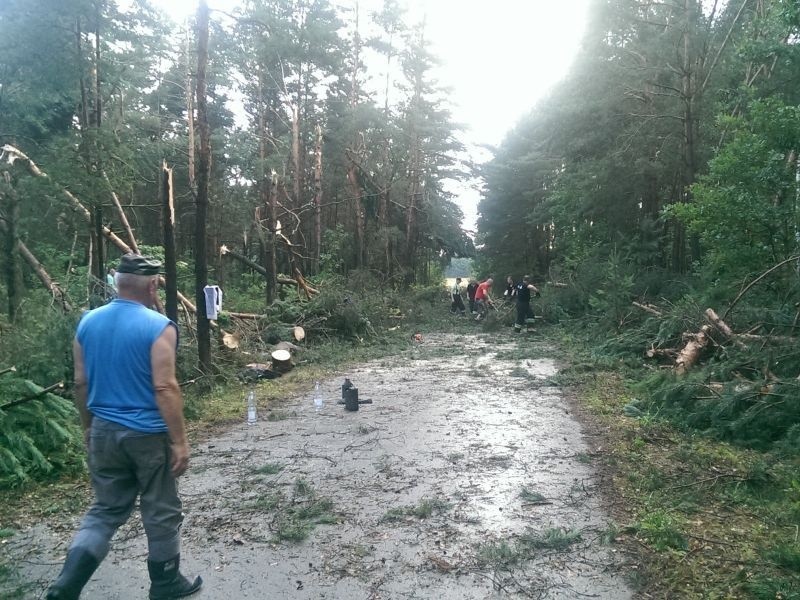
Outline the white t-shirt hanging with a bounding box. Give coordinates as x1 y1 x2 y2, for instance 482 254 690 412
203 285 223 320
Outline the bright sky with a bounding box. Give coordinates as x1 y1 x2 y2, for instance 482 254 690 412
150 0 590 230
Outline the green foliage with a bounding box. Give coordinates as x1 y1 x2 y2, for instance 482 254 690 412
0 377 84 489
635 368 800 452
0 294 79 384
672 99 800 278
587 250 636 330
272 479 337 543
635 510 687 552
475 527 582 568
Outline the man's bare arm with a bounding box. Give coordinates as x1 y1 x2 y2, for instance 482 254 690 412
151 325 190 477
72 339 92 445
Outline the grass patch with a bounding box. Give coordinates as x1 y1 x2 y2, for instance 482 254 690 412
266 410 291 422
475 527 581 567
634 510 687 552
271 479 338 543
519 487 548 504
446 452 464 464
253 462 284 475
381 497 451 522
251 492 282 511
519 527 582 550
508 366 530 378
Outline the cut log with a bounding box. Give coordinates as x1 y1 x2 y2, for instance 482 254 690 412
675 324 712 375
645 347 678 360
224 311 262 319
633 301 663 317
271 348 293 373
704 308 734 337
547 281 569 288
704 308 747 350
293 326 305 342
221 331 240 350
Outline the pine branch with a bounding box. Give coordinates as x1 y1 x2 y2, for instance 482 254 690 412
0 382 65 411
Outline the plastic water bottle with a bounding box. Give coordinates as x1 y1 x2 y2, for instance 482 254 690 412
313 381 324 412
247 390 257 425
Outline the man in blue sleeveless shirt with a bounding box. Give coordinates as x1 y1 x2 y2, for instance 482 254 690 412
47 254 202 600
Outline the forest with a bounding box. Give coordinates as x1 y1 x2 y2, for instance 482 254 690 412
1 0 800 597
480 0 800 451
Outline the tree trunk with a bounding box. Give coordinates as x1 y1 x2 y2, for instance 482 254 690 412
162 163 178 323
0 219 72 313
93 204 105 283
313 124 322 273
405 138 420 282
185 26 196 193
349 1 365 269
75 17 89 133
194 0 212 373
102 170 139 254
347 161 365 269
291 103 301 207
220 245 317 292
0 173 22 320
257 74 276 304
93 2 102 129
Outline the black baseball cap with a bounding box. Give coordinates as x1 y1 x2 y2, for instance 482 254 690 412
117 254 163 276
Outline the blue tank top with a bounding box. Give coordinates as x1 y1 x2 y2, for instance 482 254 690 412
76 299 176 433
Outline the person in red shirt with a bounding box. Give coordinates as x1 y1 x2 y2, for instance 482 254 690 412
474 278 494 320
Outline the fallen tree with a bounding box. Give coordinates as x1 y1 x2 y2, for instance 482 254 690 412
0 219 73 313
219 245 319 295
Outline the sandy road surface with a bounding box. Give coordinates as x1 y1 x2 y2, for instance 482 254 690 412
7 333 631 599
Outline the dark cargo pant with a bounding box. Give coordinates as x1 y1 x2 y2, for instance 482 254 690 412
70 417 183 562
515 301 534 330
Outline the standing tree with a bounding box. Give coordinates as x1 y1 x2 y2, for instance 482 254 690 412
195 0 212 373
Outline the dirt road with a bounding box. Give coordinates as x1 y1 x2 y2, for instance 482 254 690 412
8 333 632 599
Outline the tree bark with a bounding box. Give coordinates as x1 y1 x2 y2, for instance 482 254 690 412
194 0 212 373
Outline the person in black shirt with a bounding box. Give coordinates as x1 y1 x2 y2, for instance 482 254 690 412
514 275 540 332
466 279 479 314
503 275 516 303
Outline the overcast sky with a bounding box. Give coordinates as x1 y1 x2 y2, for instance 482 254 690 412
152 0 591 230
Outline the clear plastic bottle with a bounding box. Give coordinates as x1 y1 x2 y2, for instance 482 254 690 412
247 390 257 425
313 381 324 412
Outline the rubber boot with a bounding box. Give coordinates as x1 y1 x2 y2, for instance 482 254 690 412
148 554 202 600
45 548 100 600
